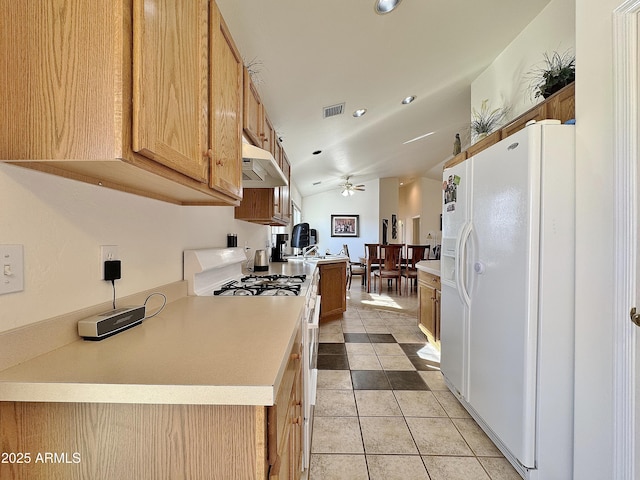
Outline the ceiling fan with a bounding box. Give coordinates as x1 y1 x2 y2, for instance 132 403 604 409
339 176 366 196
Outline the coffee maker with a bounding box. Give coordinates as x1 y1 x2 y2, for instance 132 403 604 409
271 233 288 262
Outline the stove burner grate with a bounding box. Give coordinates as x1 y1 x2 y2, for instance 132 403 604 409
213 277 303 296
241 274 306 284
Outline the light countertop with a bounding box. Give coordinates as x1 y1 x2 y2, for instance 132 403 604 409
0 295 305 406
416 260 441 276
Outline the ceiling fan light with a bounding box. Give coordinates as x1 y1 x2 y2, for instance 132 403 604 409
374 0 402 15
341 188 349 197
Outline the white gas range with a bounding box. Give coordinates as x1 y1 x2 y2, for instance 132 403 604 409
183 247 308 296
183 248 319 471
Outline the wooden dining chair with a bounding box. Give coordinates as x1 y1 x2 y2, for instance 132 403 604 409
364 243 381 293
402 244 429 293
343 244 366 289
373 244 404 295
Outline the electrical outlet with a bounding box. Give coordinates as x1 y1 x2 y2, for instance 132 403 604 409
100 245 118 279
0 244 24 295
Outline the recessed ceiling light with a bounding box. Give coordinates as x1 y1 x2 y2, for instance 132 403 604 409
312 150 322 155
353 108 367 118
403 131 435 145
402 95 416 104
374 0 402 15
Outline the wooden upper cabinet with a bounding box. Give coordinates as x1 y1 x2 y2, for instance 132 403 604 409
501 82 575 139
132 0 209 183
545 82 575 124
243 69 263 146
0 0 244 206
209 2 243 201
235 188 280 225
280 152 291 222
500 104 546 139
0 1 119 161
449 82 576 165
263 114 276 155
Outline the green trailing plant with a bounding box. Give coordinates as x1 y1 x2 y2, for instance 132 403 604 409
527 49 575 99
471 99 509 140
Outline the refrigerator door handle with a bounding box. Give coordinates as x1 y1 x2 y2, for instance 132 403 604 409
456 221 472 307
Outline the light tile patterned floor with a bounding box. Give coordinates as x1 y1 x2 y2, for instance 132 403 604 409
308 283 521 480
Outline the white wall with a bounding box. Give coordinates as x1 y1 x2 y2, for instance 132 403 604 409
420 177 443 246
399 177 442 247
301 179 379 259
0 163 270 333
399 181 421 245
471 0 576 123
573 0 618 476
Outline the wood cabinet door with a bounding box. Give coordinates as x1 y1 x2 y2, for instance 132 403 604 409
290 366 303 478
263 114 276 154
419 280 437 340
273 140 283 218
501 104 546 139
280 154 291 224
0 0 119 161
545 82 575 123
243 69 263 146
209 3 243 201
132 0 209 183
435 289 441 340
319 262 347 320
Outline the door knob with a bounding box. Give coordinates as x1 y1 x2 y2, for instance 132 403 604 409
630 307 640 327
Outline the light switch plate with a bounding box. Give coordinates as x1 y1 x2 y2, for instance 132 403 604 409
0 244 24 295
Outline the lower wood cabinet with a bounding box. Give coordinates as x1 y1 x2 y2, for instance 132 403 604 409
268 325 302 480
418 270 441 349
318 261 347 322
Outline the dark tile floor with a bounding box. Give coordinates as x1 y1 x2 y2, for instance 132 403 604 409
307 283 521 480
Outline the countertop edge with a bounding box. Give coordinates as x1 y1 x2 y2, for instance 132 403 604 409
416 260 441 276
0 382 275 406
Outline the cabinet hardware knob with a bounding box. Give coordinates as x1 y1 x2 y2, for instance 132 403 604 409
291 353 301 360
292 416 302 425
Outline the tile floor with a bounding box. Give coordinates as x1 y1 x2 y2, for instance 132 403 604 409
308 282 521 480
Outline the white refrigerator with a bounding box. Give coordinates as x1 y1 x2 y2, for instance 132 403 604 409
440 121 575 480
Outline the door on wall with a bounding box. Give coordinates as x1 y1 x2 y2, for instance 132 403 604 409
413 216 421 244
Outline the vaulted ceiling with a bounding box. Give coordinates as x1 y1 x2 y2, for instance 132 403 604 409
216 0 552 197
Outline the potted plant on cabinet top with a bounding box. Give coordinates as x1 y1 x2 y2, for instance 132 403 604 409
471 99 509 143
527 49 575 100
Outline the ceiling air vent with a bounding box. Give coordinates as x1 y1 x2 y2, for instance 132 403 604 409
323 103 345 119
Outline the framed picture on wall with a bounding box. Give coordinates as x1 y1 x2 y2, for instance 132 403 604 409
331 214 359 237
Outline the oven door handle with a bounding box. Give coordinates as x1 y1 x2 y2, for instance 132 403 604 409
307 295 321 373
310 295 321 327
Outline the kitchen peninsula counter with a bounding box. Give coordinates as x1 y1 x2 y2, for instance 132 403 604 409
0 295 305 406
416 260 441 276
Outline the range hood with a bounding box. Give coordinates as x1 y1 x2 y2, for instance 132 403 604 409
242 142 288 188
